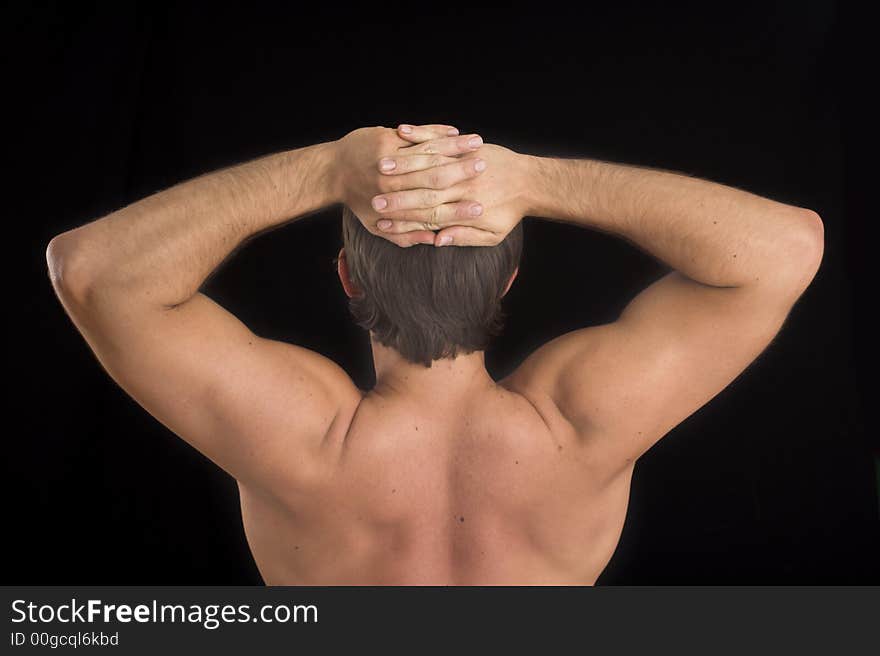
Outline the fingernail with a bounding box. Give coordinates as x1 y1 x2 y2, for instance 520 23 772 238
447 127 460 136
468 135 483 148
439 235 453 246
377 219 392 230
399 124 413 134
470 203 483 216
372 197 388 210
380 158 396 171
474 159 487 172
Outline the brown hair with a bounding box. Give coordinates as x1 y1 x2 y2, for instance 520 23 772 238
341 206 523 367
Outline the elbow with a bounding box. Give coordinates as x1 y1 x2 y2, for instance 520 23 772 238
775 208 825 295
794 208 825 274
46 233 100 306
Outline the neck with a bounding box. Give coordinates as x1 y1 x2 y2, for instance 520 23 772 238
370 337 496 403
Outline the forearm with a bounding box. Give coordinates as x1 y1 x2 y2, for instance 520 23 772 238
523 155 823 288
48 141 339 308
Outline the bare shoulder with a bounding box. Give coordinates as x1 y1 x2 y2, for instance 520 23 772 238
500 270 812 467
499 323 614 441
66 287 364 490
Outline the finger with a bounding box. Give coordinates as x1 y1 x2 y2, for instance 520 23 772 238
397 123 460 142
382 229 437 248
376 219 436 234
400 134 483 157
375 201 484 232
378 154 457 175
372 186 466 213
434 225 502 247
380 158 487 192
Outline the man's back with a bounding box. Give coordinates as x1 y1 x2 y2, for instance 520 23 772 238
47 124 823 585
240 377 633 585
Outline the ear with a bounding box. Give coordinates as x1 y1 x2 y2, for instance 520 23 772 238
337 247 362 298
502 266 519 297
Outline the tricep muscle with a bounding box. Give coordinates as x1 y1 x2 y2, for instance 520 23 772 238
63 291 358 488
509 271 801 465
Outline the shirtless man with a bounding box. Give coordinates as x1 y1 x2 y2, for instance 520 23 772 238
47 123 824 584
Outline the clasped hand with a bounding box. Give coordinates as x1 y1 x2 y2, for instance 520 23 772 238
335 123 529 247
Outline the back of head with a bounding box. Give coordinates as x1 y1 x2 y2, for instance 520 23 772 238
342 206 523 367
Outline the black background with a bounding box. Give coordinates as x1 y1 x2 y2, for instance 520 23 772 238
7 0 877 584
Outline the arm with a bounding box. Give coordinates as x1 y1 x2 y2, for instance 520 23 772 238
46 141 350 489
372 137 824 467
509 156 824 464
45 124 484 488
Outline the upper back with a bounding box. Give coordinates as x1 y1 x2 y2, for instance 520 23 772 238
239 381 634 585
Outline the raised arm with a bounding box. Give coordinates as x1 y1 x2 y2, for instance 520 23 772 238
510 156 822 462
45 124 485 488
372 136 824 468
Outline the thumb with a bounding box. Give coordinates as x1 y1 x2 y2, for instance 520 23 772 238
434 226 500 247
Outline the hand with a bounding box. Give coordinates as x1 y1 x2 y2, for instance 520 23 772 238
371 127 532 246
334 124 487 247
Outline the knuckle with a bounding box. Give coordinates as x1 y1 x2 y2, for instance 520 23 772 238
420 189 437 206
430 155 444 168
427 172 443 189
377 131 396 149
376 176 393 193
453 170 470 186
